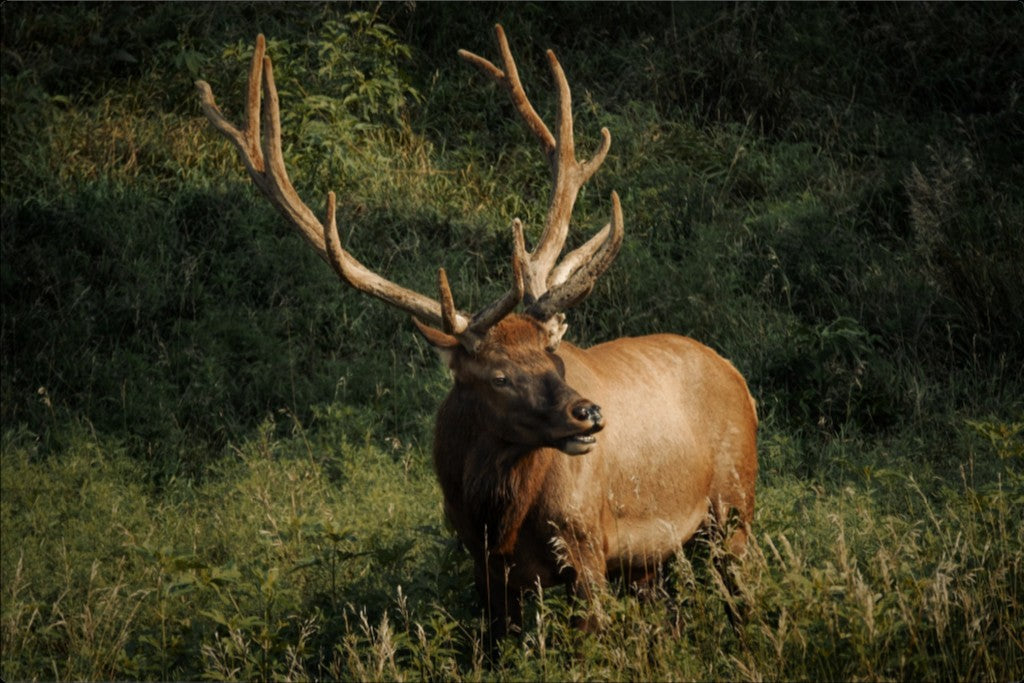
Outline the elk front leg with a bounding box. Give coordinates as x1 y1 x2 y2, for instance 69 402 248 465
475 557 523 644
559 528 609 632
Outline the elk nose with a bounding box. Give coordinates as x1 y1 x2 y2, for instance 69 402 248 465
572 401 603 426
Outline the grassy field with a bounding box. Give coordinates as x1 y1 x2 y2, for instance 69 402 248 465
2 3 1022 680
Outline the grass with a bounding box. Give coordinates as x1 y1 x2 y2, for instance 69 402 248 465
2 3 1023 680
3 416 1020 680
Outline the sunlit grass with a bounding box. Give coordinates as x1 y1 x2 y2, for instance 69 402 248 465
3 416 1020 680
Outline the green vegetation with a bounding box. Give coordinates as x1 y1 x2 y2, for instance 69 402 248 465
2 3 1022 680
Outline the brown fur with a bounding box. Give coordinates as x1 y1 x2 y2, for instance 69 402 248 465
427 314 758 638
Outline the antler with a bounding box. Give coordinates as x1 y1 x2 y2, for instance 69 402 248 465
195 35 523 351
459 25 624 334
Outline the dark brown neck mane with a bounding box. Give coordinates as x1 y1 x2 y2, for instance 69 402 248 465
434 384 554 557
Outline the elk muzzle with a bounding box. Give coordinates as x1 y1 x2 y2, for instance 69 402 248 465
560 399 604 455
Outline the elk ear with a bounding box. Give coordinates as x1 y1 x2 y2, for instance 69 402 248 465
412 317 460 367
541 313 568 351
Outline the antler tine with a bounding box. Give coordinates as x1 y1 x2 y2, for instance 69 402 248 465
459 25 621 339
437 268 464 336
198 34 531 349
459 25 556 158
195 35 265 178
258 54 332 257
240 34 264 171
527 191 624 321
197 36 457 334
533 47 613 294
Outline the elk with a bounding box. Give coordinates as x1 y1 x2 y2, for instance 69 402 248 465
196 26 757 638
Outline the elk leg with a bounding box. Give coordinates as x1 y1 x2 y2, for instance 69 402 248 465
625 559 669 601
566 579 605 632
561 532 609 632
475 558 523 643
707 499 751 631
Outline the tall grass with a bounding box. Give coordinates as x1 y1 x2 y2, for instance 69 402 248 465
2 3 1022 680
2 415 1020 680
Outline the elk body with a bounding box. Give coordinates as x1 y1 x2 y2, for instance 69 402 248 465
428 314 757 635
197 26 757 638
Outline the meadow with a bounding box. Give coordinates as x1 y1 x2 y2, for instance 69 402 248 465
2 3 1022 680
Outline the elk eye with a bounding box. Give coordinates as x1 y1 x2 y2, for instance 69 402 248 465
491 375 510 388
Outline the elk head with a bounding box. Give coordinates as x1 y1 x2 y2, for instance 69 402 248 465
195 26 621 453
423 313 605 455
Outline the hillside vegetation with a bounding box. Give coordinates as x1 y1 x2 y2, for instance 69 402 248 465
2 4 1022 680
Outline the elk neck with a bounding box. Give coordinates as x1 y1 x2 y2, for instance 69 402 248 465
434 383 557 558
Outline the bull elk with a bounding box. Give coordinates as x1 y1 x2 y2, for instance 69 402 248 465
196 26 757 638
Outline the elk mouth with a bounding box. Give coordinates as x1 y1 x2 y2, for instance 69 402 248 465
556 424 603 456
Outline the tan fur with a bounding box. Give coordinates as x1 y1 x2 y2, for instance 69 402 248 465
431 315 757 637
